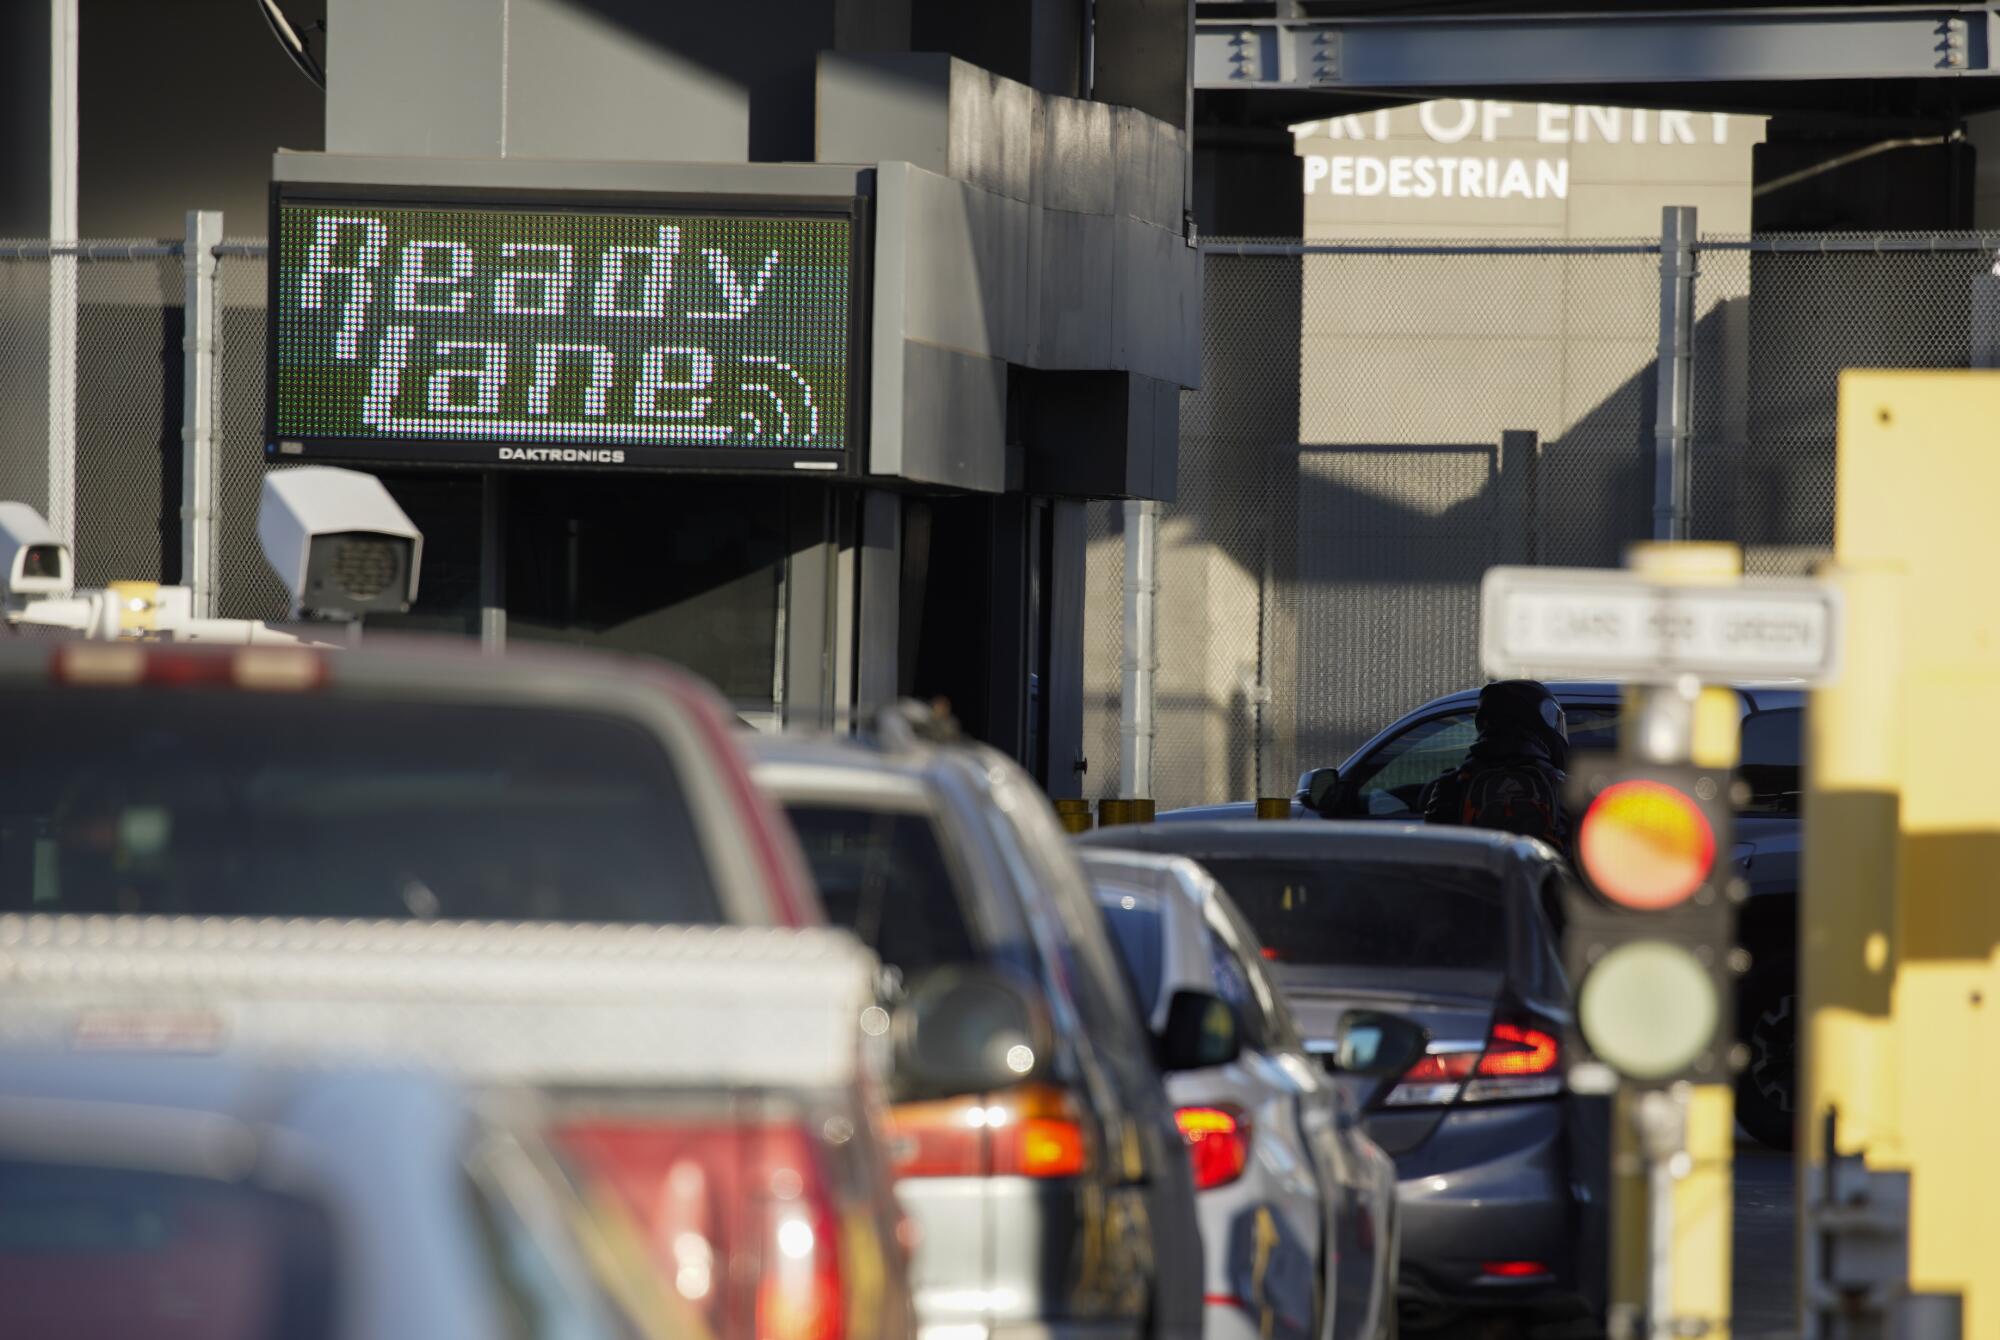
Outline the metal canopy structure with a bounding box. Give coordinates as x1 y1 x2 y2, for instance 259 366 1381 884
1195 4 2000 119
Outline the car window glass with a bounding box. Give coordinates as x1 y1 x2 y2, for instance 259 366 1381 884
0 690 719 924
783 805 980 995
1738 708 1802 815
1208 892 1302 1052
0 1160 337 1340
1349 713 1475 816
465 1151 643 1340
994 775 1161 1110
1563 705 1621 755
1197 857 1507 973
1097 892 1167 1020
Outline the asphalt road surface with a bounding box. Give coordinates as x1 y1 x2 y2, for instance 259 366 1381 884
1733 1147 1796 1339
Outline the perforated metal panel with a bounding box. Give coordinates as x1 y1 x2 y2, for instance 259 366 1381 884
0 242 183 586
214 243 290 620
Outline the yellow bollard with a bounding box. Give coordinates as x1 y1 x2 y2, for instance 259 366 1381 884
1054 798 1093 834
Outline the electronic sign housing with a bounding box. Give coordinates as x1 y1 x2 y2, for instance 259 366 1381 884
268 182 867 474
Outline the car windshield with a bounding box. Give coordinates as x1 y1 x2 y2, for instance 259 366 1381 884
1192 857 1508 972
0 1161 336 1340
1097 892 1166 1015
0 688 719 923
784 805 980 986
1738 708 1801 815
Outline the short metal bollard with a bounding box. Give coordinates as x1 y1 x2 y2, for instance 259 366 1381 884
1054 798 1093 834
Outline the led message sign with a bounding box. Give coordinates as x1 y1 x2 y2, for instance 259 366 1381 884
270 197 857 470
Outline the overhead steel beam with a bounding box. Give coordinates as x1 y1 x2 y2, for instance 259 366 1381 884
1195 5 2000 92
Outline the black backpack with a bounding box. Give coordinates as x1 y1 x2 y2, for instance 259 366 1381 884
1457 762 1564 845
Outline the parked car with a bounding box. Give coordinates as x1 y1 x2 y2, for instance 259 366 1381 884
748 709 1214 1340
0 912 920 1340
0 1050 685 1340
1166 681 1802 1150
1081 847 1411 1340
1078 821 1608 1337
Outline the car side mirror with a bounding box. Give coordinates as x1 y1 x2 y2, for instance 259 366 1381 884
1332 1009 1428 1078
1157 989 1243 1072
890 965 1054 1101
1299 767 1343 817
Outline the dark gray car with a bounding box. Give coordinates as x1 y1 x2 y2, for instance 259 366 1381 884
750 721 1212 1340
1077 821 1608 1336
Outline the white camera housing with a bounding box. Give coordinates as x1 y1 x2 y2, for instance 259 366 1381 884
258 467 423 617
0 501 73 603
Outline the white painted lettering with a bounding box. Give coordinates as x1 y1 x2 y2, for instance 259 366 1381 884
1356 158 1387 196
1578 106 1621 144
1536 104 1572 145
1413 157 1438 198
1420 99 1478 144
1711 112 1731 144
1303 155 1330 193
1389 158 1414 197
1331 156 1356 193
1535 159 1570 199
1632 108 1650 144
1500 159 1533 199
1661 111 1696 145
1459 158 1485 198
1481 101 1515 142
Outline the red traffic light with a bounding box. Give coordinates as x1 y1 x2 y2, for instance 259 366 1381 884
1576 778 1718 911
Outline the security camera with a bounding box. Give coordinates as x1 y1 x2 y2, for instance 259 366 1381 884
258 467 422 618
0 502 73 605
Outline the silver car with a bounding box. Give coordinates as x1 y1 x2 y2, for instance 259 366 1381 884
750 716 1213 1340
1083 849 1408 1340
0 1051 681 1340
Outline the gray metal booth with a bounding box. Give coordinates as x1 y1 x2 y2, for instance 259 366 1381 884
273 49 1198 793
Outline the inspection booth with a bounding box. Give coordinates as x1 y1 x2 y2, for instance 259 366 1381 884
264 57 1196 792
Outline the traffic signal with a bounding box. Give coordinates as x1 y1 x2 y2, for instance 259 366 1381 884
1563 758 1738 1085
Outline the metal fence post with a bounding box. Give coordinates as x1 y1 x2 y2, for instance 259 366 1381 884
181 210 223 615
46 0 78 546
1119 498 1158 801
1653 205 1698 542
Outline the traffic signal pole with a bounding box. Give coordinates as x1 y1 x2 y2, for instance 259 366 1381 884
1625 542 1741 1340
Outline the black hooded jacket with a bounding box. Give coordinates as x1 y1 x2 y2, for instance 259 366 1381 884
1420 681 1572 849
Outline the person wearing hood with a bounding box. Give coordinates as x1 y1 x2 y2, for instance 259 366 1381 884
1420 679 1571 850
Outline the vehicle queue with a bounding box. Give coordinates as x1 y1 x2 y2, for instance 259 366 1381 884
0 476 1633 1340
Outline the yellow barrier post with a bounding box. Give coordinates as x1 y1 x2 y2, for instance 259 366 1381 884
1802 371 2000 1339
1622 542 1739 1340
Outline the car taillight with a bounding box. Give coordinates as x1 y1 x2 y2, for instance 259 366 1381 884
1384 1021 1563 1107
552 1119 844 1340
49 643 325 691
886 1082 1092 1181
1175 1105 1250 1191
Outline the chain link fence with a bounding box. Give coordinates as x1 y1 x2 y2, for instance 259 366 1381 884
0 234 276 615
1085 230 2000 812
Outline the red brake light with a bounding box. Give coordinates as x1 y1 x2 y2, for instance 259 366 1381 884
1482 1260 1553 1280
553 1119 844 1340
887 1084 1092 1181
50 644 325 691
1175 1106 1250 1191
1476 1023 1559 1077
1385 1022 1564 1107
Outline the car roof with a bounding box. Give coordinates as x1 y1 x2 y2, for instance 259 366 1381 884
1077 818 1561 876
1413 680 1805 713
